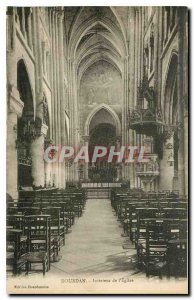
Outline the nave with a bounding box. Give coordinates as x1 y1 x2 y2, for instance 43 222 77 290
48 198 138 279
7 187 187 282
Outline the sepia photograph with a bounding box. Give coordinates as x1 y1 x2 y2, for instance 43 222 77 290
6 5 188 294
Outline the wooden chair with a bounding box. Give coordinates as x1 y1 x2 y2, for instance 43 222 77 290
7 214 25 233
24 215 52 276
164 219 188 242
135 207 160 246
52 202 71 233
6 229 27 275
167 239 187 277
42 207 65 257
138 221 167 277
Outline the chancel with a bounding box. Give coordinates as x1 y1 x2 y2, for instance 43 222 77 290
6 6 188 293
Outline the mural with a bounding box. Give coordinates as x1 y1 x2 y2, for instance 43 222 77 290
80 61 122 105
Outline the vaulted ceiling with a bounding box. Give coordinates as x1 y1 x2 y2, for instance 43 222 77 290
64 7 132 81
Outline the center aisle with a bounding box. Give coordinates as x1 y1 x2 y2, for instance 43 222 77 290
49 198 138 279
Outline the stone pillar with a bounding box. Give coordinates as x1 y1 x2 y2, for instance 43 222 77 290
44 160 52 187
42 41 46 75
177 9 185 195
183 10 188 196
31 123 48 187
159 130 174 190
126 8 136 187
44 139 53 187
27 8 33 49
55 12 62 188
21 8 26 37
67 57 79 183
121 56 129 181
58 9 66 189
184 110 188 195
33 8 45 121
82 135 89 180
7 85 24 199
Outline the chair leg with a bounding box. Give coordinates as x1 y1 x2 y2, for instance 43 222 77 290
146 261 149 277
159 270 162 279
26 262 29 275
13 263 17 276
43 261 46 276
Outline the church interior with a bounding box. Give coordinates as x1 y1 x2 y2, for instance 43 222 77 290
6 6 188 285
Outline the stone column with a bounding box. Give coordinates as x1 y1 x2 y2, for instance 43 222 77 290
55 11 62 188
58 9 67 189
44 160 52 187
183 10 188 196
31 123 48 187
82 135 89 180
7 85 24 199
27 8 33 50
177 9 185 195
127 8 136 187
67 58 79 183
159 129 174 190
21 8 26 37
33 8 45 121
121 53 131 182
184 109 188 195
44 139 53 187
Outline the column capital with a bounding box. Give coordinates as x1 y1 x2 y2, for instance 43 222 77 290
8 84 24 117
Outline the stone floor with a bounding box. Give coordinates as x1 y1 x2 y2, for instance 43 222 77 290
47 198 141 280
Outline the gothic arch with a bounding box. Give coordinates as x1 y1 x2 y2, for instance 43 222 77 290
17 58 35 118
17 58 35 187
84 103 121 136
78 55 122 86
70 18 126 59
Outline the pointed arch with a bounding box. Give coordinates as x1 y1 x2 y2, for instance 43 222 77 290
69 18 126 59
17 58 35 120
78 55 122 86
110 6 127 42
17 58 35 188
84 103 121 136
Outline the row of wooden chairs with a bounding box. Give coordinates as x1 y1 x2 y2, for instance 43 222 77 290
6 188 87 276
111 188 188 278
7 215 52 276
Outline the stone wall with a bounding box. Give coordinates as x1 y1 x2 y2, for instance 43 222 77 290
79 60 122 135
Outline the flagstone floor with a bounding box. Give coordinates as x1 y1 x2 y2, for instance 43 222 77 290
48 198 141 280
